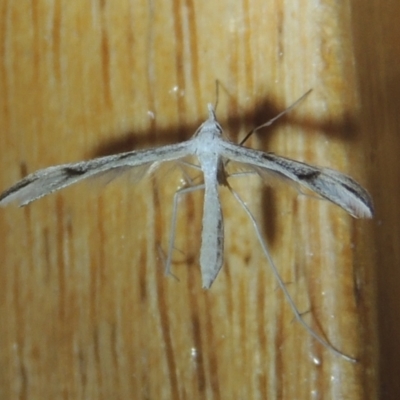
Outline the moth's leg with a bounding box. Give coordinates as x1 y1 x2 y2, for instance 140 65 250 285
227 171 258 179
228 186 357 362
164 182 205 280
162 160 208 278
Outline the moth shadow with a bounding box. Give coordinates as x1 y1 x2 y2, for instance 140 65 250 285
92 119 204 158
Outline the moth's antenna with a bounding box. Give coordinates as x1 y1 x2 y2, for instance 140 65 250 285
240 89 312 146
213 79 221 112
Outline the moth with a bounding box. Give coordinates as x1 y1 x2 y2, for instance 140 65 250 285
0 95 373 360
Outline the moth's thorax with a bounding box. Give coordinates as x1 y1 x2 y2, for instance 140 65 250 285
191 107 225 159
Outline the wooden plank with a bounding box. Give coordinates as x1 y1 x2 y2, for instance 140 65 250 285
1 0 394 398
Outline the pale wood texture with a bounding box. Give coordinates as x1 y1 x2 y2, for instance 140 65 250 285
0 0 396 399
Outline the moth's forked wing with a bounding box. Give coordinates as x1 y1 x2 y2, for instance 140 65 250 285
0 141 191 206
221 141 374 218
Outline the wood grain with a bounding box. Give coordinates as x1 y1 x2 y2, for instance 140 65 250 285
0 0 397 398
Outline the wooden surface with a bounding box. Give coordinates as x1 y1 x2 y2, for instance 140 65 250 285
0 0 397 399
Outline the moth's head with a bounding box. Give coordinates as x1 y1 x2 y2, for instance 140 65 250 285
192 104 223 140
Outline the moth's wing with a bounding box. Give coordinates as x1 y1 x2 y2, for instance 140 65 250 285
89 162 158 187
221 141 374 219
0 141 192 206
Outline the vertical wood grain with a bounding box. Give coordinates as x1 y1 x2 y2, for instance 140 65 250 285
0 0 395 398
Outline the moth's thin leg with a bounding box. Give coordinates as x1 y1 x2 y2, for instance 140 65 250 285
223 91 311 171
239 89 312 146
165 183 205 279
228 186 357 363
165 160 208 277
227 171 258 179
157 245 180 282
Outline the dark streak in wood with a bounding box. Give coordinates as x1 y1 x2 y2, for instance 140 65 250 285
51 0 62 82
99 3 112 108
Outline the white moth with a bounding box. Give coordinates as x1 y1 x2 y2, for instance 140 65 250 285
0 95 373 361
